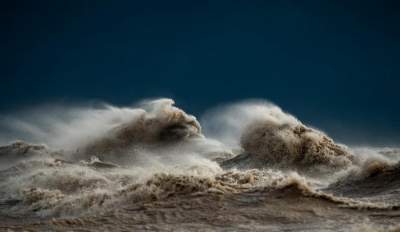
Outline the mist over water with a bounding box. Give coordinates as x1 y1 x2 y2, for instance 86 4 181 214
0 98 399 231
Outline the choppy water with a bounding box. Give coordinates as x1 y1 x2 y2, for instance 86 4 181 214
0 99 399 231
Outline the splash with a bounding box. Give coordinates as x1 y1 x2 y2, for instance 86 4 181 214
0 98 399 232
203 100 353 175
79 98 203 159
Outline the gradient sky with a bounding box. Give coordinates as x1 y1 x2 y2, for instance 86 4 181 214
1 0 400 145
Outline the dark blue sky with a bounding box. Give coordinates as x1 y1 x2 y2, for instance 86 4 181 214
2 0 400 145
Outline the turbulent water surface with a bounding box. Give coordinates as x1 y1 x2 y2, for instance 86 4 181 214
0 99 399 231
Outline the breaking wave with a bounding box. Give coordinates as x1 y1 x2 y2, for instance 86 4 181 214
202 101 353 176
0 98 399 231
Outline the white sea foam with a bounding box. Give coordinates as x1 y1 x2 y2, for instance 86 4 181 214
0 98 399 219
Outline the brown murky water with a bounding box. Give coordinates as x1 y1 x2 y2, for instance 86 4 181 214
0 99 399 231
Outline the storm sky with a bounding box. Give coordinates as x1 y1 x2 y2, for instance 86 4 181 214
1 0 400 145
